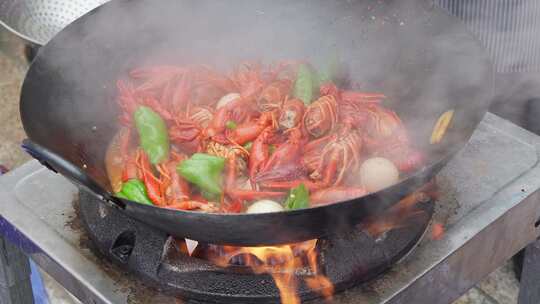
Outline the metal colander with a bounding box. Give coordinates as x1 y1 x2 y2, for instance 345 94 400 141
0 0 108 45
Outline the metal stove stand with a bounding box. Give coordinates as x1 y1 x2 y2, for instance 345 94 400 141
1 113 540 304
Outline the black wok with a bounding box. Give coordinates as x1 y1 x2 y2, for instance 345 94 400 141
20 0 493 246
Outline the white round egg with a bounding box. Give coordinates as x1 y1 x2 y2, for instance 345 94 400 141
246 200 284 214
216 93 240 109
359 157 399 193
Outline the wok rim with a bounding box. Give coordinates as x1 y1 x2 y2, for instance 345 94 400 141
116 146 459 219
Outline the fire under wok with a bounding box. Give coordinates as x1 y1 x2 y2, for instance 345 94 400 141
20 0 493 245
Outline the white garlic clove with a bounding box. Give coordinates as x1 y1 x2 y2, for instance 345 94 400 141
359 157 399 193
246 200 284 214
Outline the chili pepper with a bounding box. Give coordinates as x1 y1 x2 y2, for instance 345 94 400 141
177 153 225 200
284 183 309 210
243 141 253 151
134 106 169 164
319 53 341 84
226 120 237 130
294 64 316 105
116 179 154 205
222 200 243 213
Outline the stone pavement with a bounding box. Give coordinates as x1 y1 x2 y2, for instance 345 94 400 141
0 26 521 304
454 262 519 304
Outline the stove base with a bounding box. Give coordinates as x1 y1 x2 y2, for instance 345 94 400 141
79 190 434 304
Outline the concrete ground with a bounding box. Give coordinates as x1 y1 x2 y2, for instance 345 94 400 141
0 26 521 304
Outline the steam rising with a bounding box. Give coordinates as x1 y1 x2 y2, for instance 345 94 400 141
434 0 540 130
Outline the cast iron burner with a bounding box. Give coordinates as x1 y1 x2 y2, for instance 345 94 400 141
79 190 434 304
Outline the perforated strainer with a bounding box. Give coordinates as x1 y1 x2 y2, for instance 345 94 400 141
0 0 109 45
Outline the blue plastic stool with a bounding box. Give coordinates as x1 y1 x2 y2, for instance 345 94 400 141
29 259 49 304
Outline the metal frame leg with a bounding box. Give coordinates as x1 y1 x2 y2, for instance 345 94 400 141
0 235 34 304
518 238 540 304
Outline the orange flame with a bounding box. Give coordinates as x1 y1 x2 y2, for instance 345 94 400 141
206 239 333 304
245 246 299 304
197 182 438 303
361 182 437 238
431 222 445 240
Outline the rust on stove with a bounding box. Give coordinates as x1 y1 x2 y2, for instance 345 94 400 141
65 197 94 250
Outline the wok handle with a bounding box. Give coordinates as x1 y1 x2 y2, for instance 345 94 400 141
21 139 125 209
